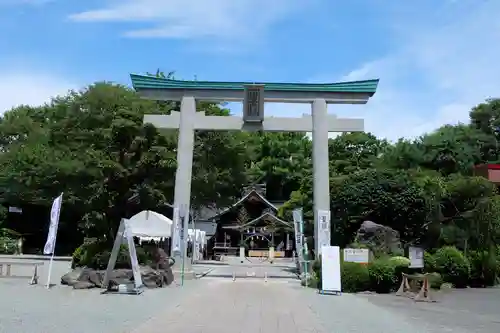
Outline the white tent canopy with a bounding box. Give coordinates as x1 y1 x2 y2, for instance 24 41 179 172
127 210 173 239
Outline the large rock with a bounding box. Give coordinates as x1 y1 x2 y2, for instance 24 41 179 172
61 267 85 286
355 220 402 254
60 265 175 290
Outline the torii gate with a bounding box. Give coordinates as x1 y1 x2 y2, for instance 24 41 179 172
131 74 379 259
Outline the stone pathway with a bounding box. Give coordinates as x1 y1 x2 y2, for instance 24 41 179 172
128 279 447 333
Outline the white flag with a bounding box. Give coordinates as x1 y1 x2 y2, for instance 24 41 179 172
43 193 63 255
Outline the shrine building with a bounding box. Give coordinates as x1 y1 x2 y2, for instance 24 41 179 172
202 185 294 259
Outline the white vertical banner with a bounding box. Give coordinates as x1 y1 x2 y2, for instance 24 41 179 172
194 229 201 261
292 209 303 255
44 193 63 289
124 219 143 289
172 207 181 254
317 210 331 255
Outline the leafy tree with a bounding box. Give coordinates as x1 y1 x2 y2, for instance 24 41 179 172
247 132 312 201
419 125 495 175
329 132 388 174
0 82 249 246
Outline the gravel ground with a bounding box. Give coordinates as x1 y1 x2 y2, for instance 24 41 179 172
358 288 500 333
0 261 209 333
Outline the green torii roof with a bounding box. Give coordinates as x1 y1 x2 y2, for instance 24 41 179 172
130 74 379 95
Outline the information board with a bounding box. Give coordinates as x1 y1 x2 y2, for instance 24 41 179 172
409 246 424 268
343 248 370 264
321 245 341 293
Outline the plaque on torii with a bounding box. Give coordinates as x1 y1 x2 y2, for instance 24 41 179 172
243 85 265 123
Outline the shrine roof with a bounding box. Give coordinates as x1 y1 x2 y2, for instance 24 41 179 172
209 189 277 220
130 74 379 95
223 212 292 230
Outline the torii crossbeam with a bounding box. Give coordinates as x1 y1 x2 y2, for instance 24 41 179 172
131 75 379 259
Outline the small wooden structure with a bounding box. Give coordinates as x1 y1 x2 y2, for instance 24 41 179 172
0 261 43 285
473 164 500 184
396 273 434 302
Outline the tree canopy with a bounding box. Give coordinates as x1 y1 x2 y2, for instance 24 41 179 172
0 79 499 264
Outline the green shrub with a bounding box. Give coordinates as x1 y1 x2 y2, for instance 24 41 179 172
72 239 152 270
312 257 322 289
468 250 497 287
389 256 410 267
341 262 370 293
389 256 411 285
0 236 17 254
433 246 470 288
301 275 319 289
427 272 443 289
71 238 105 268
424 251 436 272
368 259 397 293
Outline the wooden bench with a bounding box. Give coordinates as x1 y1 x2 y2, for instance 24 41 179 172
0 261 44 285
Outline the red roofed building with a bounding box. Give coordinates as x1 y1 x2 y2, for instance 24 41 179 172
473 164 500 183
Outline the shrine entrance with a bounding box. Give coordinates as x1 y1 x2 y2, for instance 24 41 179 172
133 74 379 267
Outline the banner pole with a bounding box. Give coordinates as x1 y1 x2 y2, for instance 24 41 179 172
181 206 189 286
46 252 55 289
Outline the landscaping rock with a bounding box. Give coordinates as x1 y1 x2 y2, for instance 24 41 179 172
60 265 175 290
355 220 402 254
60 267 85 286
73 281 95 289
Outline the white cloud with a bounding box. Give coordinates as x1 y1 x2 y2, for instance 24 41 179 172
68 0 305 40
0 71 76 115
263 0 500 141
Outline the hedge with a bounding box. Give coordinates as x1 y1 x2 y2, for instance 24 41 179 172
341 262 370 292
308 246 488 293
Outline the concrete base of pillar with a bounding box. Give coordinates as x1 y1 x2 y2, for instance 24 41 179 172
173 270 196 280
170 255 195 280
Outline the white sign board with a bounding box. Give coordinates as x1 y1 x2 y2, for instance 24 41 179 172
317 210 331 254
321 245 341 293
343 248 370 264
409 246 424 268
124 219 143 288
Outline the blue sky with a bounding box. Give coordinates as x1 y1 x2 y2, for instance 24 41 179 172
0 0 498 140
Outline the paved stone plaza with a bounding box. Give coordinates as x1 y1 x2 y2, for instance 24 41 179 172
0 258 497 333
130 278 447 333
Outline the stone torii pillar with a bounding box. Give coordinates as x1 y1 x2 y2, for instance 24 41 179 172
132 75 379 259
